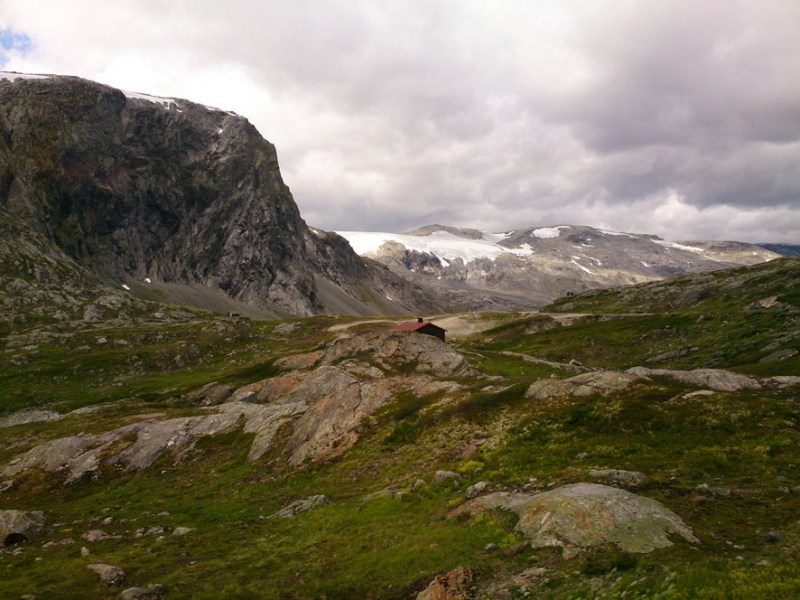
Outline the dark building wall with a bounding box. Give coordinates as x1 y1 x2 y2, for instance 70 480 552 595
418 324 446 342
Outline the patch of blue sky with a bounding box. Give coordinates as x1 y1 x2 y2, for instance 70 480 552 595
0 29 34 68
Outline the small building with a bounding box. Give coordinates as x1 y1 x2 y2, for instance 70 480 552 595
394 317 447 343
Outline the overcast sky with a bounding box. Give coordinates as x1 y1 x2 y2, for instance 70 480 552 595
1 1 798 242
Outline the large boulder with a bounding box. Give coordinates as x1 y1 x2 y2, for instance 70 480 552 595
0 510 46 546
450 483 698 557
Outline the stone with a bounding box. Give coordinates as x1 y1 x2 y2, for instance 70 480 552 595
416 566 473 600
526 370 642 401
360 486 402 502
764 531 782 543
589 469 646 485
0 410 62 429
119 587 162 600
759 349 798 364
87 563 126 587
626 367 760 392
432 470 462 484
81 530 112 542
172 527 194 536
465 481 489 499
268 495 329 518
450 483 698 557
0 510 46 546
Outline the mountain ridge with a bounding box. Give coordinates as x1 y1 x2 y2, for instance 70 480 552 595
337 224 781 308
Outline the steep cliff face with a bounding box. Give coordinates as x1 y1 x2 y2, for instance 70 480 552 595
0 73 437 317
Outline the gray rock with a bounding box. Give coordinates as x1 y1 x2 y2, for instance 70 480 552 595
433 470 462 484
764 531 782 543
465 481 490 499
526 370 642 400
0 410 62 429
759 349 798 363
589 469 646 485
118 587 161 600
87 563 126 587
412 479 427 493
81 530 113 542
172 527 194 536
626 366 760 392
360 486 402 502
696 483 731 497
0 510 46 546
268 495 329 518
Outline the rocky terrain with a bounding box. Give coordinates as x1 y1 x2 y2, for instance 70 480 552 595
1 258 798 598
338 225 781 307
0 72 443 319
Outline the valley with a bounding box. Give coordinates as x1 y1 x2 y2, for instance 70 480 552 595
1 259 799 599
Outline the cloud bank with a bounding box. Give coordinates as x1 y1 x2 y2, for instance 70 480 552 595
1 0 798 242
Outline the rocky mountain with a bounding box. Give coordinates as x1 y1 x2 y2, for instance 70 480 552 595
338 225 781 308
757 243 800 258
0 72 442 319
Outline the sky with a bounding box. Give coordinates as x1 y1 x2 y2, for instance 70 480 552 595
1 0 799 243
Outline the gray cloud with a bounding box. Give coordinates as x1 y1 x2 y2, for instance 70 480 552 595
2 0 798 242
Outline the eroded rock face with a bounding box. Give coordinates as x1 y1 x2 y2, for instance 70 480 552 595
450 483 698 557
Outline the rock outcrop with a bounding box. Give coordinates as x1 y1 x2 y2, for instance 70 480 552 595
626 366 761 392
0 331 468 480
449 483 698 557
525 370 642 400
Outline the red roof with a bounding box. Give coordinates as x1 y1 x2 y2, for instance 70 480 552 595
394 321 447 332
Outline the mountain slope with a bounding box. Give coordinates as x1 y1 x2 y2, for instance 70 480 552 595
0 72 440 317
338 224 780 308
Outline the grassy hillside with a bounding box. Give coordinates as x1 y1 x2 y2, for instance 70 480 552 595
1 259 799 599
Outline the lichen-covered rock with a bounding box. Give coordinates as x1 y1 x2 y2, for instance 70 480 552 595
450 483 698 557
626 366 760 392
526 370 642 400
0 510 46 546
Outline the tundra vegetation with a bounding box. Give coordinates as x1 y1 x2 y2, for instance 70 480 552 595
1 259 799 599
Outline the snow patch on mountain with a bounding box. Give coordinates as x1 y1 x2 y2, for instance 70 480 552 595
532 226 569 238
336 230 534 264
0 71 51 81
